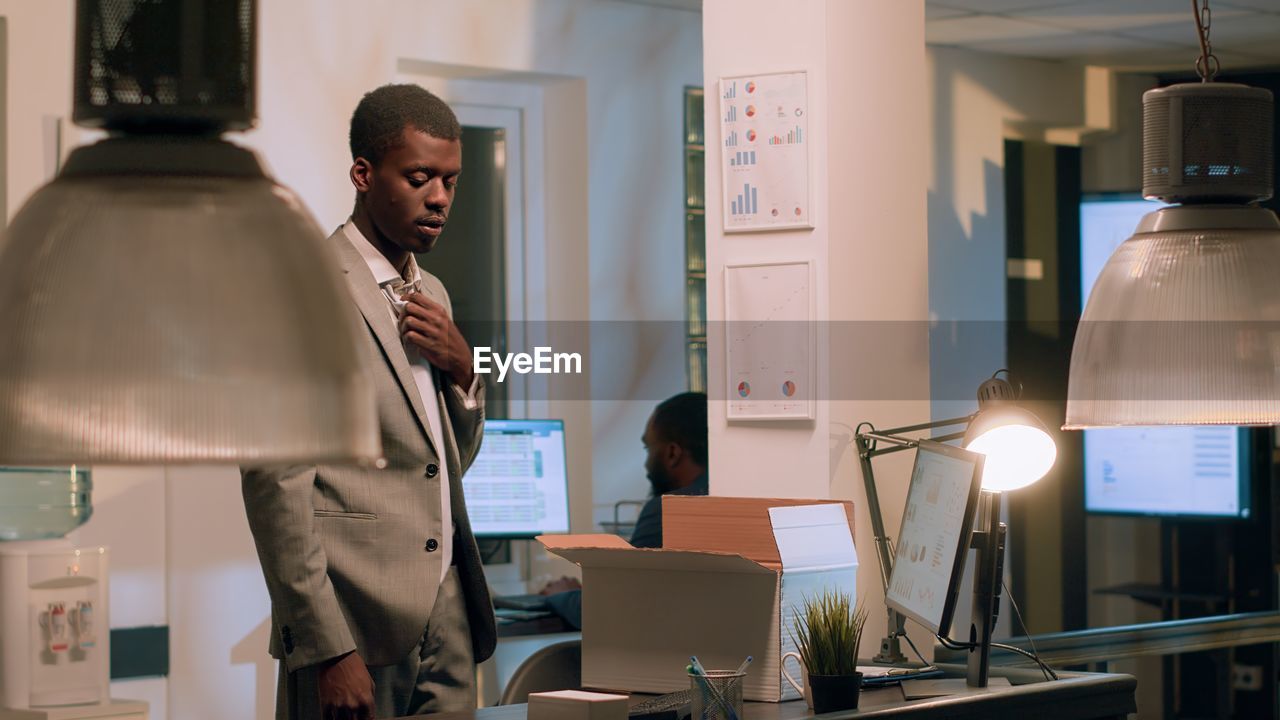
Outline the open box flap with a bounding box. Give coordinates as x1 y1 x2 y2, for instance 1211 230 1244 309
537 533 633 550
662 496 856 569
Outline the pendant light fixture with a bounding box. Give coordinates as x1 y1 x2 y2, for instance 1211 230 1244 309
1065 0 1280 429
0 0 379 464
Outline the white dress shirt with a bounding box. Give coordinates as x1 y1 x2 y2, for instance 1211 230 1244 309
343 218 481 583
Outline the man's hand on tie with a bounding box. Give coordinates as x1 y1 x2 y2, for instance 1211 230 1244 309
400 292 475 389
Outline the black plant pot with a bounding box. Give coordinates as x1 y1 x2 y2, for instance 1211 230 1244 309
808 672 863 714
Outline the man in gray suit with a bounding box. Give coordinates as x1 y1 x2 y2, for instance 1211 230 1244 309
242 84 495 719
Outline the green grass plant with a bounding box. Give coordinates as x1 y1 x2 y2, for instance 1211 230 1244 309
791 590 868 676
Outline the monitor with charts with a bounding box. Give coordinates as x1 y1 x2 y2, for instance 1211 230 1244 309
885 440 984 636
464 419 571 538
1080 194 1252 519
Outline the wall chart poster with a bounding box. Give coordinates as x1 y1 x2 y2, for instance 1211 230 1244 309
719 71 811 232
725 261 814 421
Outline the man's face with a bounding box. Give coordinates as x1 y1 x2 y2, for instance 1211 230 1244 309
360 128 461 254
642 415 678 495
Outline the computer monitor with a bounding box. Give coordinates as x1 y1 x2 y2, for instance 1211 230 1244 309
885 439 984 636
1084 427 1252 519
1080 194 1251 519
463 419 571 538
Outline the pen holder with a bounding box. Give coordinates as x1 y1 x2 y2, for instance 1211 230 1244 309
688 670 745 720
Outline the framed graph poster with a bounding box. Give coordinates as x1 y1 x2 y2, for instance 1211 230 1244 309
724 260 815 421
718 71 812 233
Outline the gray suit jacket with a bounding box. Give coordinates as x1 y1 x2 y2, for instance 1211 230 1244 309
242 227 497 671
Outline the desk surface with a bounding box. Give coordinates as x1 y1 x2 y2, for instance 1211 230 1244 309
417 670 1135 720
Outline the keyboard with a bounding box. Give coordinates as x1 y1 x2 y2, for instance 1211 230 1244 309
629 689 691 720
493 593 552 611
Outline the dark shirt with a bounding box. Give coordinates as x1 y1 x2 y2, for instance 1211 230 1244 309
544 474 709 629
628 473 709 549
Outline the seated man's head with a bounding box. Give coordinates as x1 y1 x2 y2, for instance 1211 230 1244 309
643 392 708 495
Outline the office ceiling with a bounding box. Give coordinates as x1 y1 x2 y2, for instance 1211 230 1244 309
613 0 1280 72
926 0 1280 72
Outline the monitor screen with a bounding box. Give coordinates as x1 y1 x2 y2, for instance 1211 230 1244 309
464 419 571 538
885 440 984 636
1085 427 1251 518
1080 195 1251 519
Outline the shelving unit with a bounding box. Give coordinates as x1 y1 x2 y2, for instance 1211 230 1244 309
683 86 706 393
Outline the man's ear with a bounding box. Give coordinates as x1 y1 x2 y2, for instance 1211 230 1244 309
664 441 684 469
350 157 374 193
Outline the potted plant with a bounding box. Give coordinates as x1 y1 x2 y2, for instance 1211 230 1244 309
791 590 868 713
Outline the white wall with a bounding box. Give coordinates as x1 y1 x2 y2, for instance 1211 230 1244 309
0 0 700 716
926 45 1087 420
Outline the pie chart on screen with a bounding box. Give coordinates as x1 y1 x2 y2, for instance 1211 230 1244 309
781 380 796 398
737 381 751 398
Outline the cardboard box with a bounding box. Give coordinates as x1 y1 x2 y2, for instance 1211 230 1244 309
539 496 857 702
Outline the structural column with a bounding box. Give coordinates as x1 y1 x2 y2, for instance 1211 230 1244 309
703 0 930 651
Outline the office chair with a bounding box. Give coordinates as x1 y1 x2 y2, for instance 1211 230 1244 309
499 639 582 705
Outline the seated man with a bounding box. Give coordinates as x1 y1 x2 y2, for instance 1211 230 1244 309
542 391 708 627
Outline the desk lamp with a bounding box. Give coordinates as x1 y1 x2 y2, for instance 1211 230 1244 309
0 0 379 464
855 371 1057 686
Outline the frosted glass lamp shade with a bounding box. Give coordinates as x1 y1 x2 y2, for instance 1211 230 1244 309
963 405 1056 492
0 139 380 464
1065 206 1280 428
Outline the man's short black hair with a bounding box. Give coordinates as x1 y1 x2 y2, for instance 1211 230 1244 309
652 392 708 467
349 84 461 164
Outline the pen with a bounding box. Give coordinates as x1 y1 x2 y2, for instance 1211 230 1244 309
690 656 739 720
732 655 753 677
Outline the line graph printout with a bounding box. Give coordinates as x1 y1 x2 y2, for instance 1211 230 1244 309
725 261 813 420
719 71 811 232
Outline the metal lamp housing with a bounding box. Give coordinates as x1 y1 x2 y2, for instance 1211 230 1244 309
0 0 380 463
1066 82 1280 428
963 388 1057 492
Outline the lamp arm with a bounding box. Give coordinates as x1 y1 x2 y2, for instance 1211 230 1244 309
866 414 975 439
854 433 897 597
860 429 969 458
855 433 908 664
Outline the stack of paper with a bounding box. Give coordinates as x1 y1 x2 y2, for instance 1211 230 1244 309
527 690 629 720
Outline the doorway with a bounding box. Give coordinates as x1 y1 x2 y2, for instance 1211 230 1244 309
416 124 510 419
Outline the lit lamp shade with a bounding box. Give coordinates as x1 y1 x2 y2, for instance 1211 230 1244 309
0 139 380 464
963 405 1057 492
1064 206 1280 428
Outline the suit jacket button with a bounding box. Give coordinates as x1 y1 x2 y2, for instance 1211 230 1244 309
426 464 439 478
425 538 439 552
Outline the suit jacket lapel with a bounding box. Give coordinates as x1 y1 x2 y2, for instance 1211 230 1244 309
330 229 433 447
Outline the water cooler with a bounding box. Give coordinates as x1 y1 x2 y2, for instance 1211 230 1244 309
0 541 109 708
0 468 143 719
